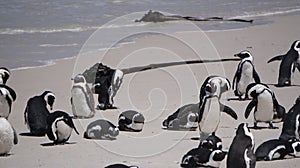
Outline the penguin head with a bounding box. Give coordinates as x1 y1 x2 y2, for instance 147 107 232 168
96 63 111 77
72 74 86 84
200 133 222 150
234 50 253 61
236 123 254 146
109 127 119 138
0 85 17 102
292 40 300 52
132 113 145 131
0 67 10 84
42 91 55 110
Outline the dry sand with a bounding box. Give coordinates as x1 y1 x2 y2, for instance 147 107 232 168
1 14 300 167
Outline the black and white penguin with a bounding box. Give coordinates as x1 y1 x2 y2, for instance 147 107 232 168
267 40 300 87
84 119 119 140
162 76 231 131
0 67 10 84
24 91 55 136
199 132 223 151
118 110 145 132
255 138 300 161
245 83 285 129
92 63 123 110
233 51 260 100
46 111 79 144
198 94 237 141
181 147 226 168
227 123 256 168
104 163 138 168
279 96 300 141
71 74 95 118
0 117 17 156
0 84 16 119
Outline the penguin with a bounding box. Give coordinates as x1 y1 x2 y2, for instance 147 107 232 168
118 110 145 132
84 119 119 140
46 111 79 144
227 123 256 168
71 74 95 119
267 40 300 87
162 76 231 131
199 132 223 151
24 91 55 136
245 83 285 129
198 94 237 141
0 84 16 119
233 51 260 100
181 147 226 168
0 67 10 84
0 117 17 156
255 138 300 161
93 63 123 110
104 163 138 168
279 96 300 141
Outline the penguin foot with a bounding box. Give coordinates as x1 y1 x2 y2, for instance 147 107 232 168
268 123 279 129
96 104 106 110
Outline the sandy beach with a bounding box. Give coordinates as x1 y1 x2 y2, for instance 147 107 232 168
1 14 300 167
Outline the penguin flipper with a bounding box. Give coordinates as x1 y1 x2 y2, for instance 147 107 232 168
267 55 284 63
220 103 238 120
245 99 257 119
253 69 261 83
12 126 18 144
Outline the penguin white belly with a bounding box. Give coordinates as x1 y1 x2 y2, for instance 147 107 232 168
71 87 91 117
0 96 9 118
199 98 220 134
238 63 253 94
56 121 72 142
255 92 274 122
0 119 14 154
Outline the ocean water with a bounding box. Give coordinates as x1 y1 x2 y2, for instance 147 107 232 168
0 0 300 70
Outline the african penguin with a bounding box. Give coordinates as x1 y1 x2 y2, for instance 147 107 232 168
24 91 55 136
0 117 17 156
227 123 256 168
199 132 223 151
162 76 230 131
245 83 284 129
0 67 10 84
181 147 226 168
46 111 79 144
71 74 95 118
268 40 300 87
93 63 123 110
104 163 139 168
279 96 300 141
84 119 119 140
255 138 300 161
0 84 16 119
198 94 237 141
233 51 260 100
118 110 145 132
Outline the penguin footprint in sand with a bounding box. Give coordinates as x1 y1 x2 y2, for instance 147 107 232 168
46 111 79 145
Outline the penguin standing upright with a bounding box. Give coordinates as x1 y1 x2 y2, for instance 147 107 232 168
279 96 300 141
245 83 285 129
268 40 300 87
0 117 17 156
118 110 145 132
0 67 10 84
46 111 79 144
84 119 119 140
71 74 95 118
233 51 260 100
24 91 55 136
162 76 231 131
0 84 16 119
227 123 256 168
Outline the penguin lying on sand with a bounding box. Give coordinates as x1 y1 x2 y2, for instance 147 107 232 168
0 117 17 156
268 40 300 87
84 119 119 140
118 110 145 132
46 111 79 144
199 132 223 151
104 163 138 168
255 138 300 161
233 51 260 100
